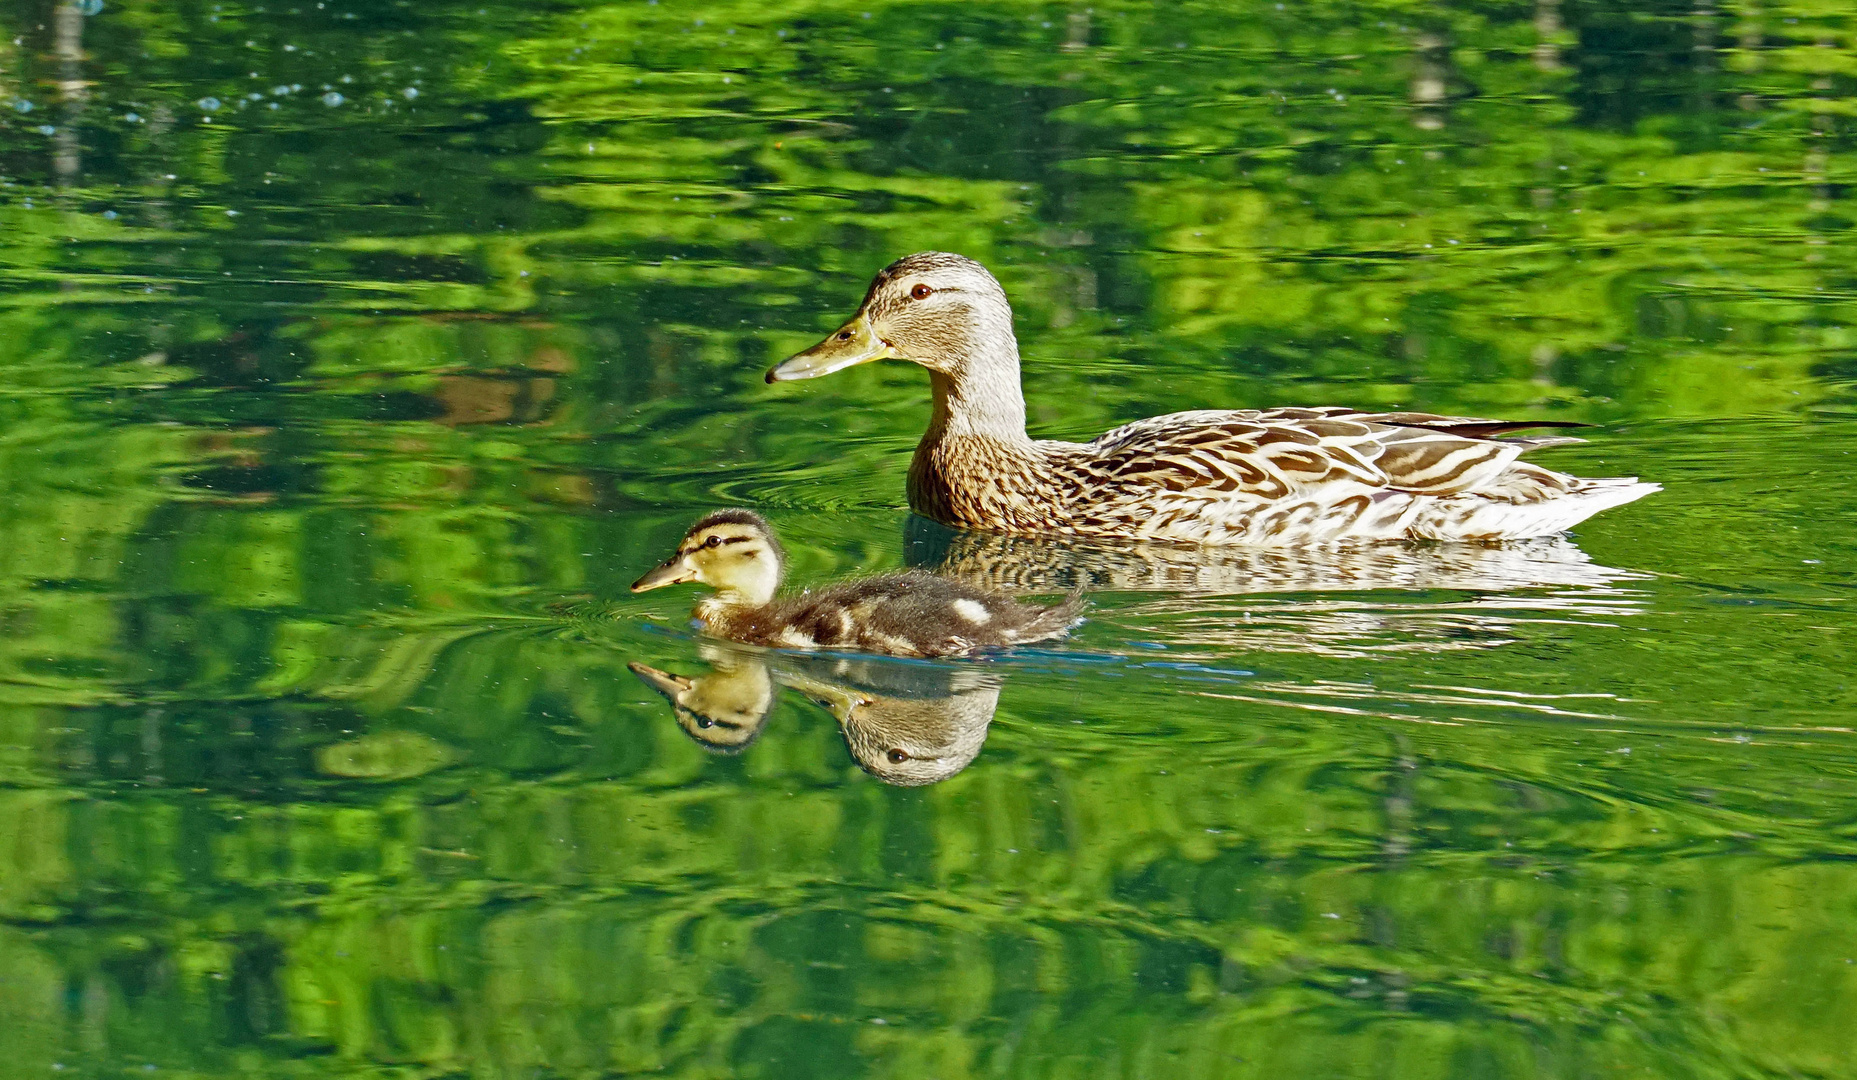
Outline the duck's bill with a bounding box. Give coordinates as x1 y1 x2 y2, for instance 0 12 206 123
630 561 694 592
628 661 694 698
766 314 897 383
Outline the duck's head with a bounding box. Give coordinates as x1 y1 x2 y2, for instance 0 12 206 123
767 252 1018 385
631 508 786 607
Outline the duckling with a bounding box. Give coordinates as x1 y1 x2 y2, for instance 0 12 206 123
630 508 1084 658
767 252 1660 545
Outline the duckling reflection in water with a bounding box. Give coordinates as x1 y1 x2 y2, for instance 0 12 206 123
627 651 775 752
629 648 1001 786
631 509 1083 658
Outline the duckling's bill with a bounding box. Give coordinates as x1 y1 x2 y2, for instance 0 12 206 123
631 558 696 592
767 312 897 382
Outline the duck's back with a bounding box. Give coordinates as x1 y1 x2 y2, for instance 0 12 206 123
745 571 1081 657
913 406 1658 544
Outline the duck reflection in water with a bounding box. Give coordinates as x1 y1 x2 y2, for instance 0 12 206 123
905 516 1644 594
630 645 1002 786
904 517 1651 657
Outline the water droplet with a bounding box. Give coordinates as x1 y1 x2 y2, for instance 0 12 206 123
197 97 221 112
11 100 33 113
321 91 344 106
36 124 55 135
75 0 104 15
102 209 118 219
402 86 418 99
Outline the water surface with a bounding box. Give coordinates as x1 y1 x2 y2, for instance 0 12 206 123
2 1 1856 1077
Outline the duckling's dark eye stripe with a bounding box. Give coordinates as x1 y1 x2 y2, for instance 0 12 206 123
678 534 755 555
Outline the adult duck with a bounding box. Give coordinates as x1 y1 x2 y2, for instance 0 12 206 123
766 252 1658 545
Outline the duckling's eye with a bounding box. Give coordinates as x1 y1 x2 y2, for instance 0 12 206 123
910 283 932 300
835 330 852 341
703 535 722 549
886 748 910 763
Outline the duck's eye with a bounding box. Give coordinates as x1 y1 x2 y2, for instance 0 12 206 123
886 748 910 763
835 330 852 341
703 535 722 549
910 283 932 300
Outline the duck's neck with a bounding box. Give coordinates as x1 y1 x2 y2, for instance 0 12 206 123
695 584 775 629
924 340 1032 446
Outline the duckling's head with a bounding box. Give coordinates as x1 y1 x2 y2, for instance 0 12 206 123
631 508 786 607
767 252 1018 385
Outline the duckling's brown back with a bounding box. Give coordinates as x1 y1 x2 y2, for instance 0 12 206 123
770 571 1082 657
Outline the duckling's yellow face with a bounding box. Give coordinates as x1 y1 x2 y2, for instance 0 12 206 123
767 251 1015 383
631 511 785 607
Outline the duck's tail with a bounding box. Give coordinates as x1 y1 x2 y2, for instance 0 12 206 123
1547 477 1663 532
1414 475 1661 541
1014 588 1089 643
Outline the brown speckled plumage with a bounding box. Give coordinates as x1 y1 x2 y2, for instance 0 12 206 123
631 509 1083 658
769 252 1660 545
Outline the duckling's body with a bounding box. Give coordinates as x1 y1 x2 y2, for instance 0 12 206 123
768 252 1659 545
632 509 1082 658
701 569 1082 657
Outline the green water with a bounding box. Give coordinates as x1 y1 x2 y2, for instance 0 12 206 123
3 0 1856 1076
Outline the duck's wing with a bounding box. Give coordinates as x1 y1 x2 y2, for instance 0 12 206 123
1301 407 1589 449
1078 408 1577 499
